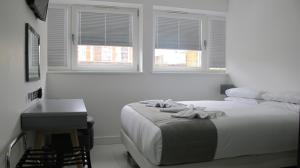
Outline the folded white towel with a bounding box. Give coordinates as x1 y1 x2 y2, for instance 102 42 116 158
171 105 203 118
171 105 225 119
197 111 226 119
160 106 188 113
171 106 198 118
140 99 182 108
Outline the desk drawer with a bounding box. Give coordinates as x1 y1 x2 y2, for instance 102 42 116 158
21 114 87 130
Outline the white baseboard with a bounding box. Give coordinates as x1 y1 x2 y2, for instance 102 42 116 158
94 136 121 145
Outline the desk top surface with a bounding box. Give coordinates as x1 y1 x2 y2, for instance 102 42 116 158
21 99 88 130
22 99 87 117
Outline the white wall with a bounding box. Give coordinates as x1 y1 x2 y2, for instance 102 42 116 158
226 0 300 92
47 0 229 144
0 0 47 165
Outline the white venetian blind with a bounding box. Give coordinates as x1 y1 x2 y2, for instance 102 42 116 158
208 18 226 69
78 11 133 47
155 16 201 50
47 7 68 67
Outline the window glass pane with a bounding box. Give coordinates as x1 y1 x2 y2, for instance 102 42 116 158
154 13 203 71
156 17 179 49
75 7 138 71
106 13 132 46
79 12 106 46
155 17 201 51
154 49 201 68
78 12 132 47
78 45 133 65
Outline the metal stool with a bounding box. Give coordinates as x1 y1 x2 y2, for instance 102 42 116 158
78 115 95 151
6 132 91 168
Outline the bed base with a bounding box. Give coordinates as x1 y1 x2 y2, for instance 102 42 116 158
121 129 296 168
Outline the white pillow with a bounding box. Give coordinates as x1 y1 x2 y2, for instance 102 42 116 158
262 92 300 104
225 88 263 99
224 97 259 105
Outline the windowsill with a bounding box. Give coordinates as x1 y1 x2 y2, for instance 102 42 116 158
47 70 144 75
151 70 227 75
47 70 227 75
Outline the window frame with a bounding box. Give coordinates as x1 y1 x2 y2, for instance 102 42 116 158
47 2 142 73
71 5 140 72
152 9 225 73
153 11 206 72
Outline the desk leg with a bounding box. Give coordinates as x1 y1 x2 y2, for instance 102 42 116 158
70 130 83 168
34 130 85 168
35 131 45 148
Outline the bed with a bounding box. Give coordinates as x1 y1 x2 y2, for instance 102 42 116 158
121 100 299 168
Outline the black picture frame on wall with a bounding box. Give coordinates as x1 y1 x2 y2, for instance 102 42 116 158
25 23 40 82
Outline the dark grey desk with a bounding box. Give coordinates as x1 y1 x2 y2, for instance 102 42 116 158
21 99 88 168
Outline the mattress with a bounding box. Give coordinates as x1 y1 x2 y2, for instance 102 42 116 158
121 100 299 165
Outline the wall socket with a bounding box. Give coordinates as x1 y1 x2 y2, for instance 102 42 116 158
27 88 42 102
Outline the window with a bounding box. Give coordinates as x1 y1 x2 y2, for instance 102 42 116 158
47 4 140 72
153 11 226 72
73 7 139 71
154 13 202 71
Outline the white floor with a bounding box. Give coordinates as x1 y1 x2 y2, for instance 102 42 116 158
91 144 134 168
89 144 297 168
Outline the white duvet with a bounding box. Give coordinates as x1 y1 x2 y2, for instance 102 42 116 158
121 100 299 165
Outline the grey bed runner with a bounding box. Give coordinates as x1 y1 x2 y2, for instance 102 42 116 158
128 103 217 165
